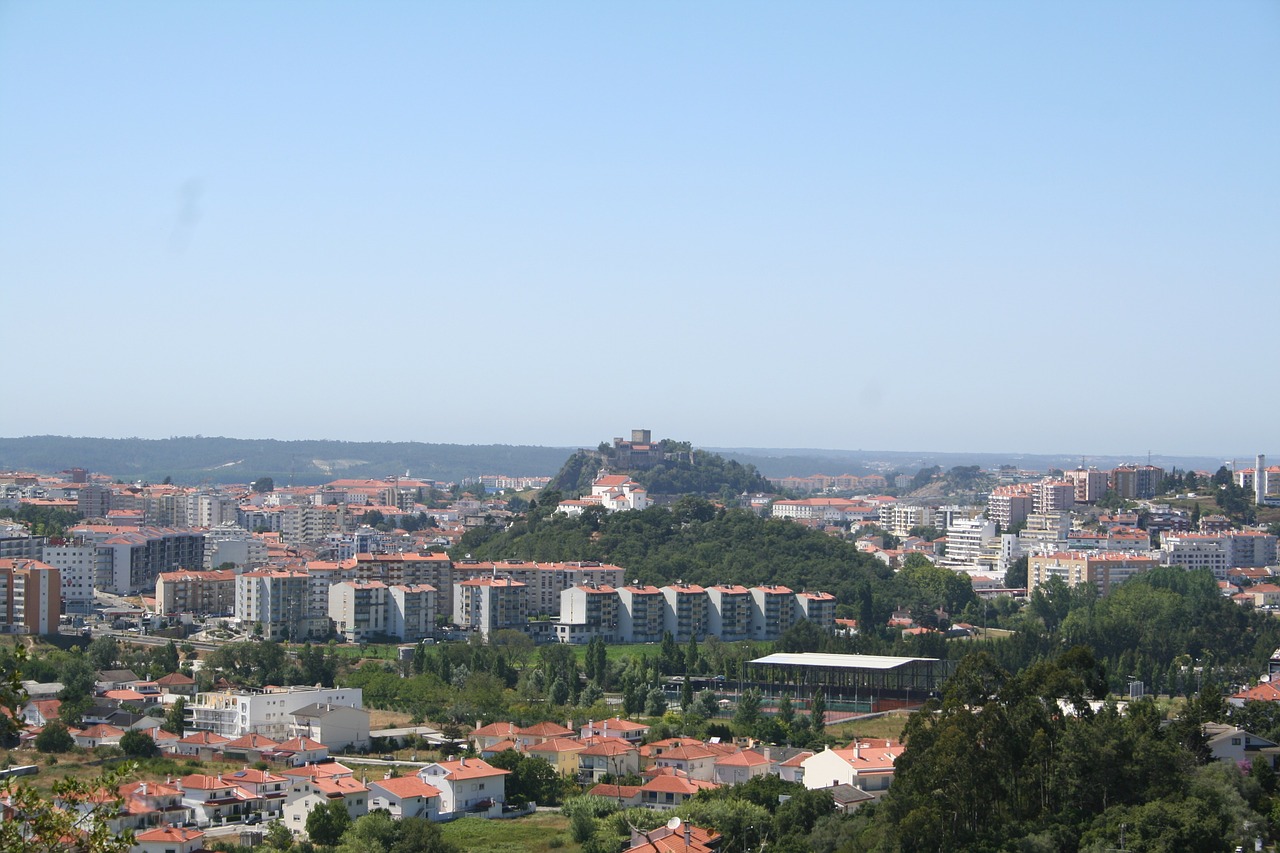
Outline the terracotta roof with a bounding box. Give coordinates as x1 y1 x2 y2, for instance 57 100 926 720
588 783 641 799
224 733 280 750
136 826 204 843
481 739 520 754
587 717 649 732
371 776 441 799
517 721 576 738
155 672 197 686
276 736 327 751
436 758 511 781
641 775 718 794
527 737 586 754
179 730 230 745
283 761 354 779
181 773 238 791
715 749 770 767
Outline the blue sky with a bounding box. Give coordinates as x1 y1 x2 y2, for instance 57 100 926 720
1 2 1276 457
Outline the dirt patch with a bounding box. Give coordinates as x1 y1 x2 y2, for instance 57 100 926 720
368 708 414 729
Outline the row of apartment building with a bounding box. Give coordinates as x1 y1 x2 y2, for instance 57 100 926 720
158 556 838 645
549 581 835 644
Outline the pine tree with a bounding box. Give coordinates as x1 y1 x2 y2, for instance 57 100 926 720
811 689 826 733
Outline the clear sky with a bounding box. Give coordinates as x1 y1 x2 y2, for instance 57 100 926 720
1 2 1276 457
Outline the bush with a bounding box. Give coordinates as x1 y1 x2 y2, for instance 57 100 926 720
35 721 74 753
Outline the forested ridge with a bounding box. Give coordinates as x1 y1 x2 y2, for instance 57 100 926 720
0 435 571 485
457 497 891 612
549 439 774 497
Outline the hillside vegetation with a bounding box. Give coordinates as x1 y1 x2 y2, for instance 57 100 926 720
458 497 893 618
549 438 773 497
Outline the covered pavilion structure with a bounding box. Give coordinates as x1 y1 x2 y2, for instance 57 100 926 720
744 652 954 714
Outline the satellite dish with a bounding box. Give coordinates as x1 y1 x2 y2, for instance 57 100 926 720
667 816 682 831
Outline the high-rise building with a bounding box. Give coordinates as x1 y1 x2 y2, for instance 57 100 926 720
0 558 60 634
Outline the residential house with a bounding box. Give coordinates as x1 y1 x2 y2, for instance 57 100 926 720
221 766 290 818
282 768 370 832
578 739 641 784
527 737 587 778
289 702 370 752
713 749 772 786
368 774 443 821
174 730 231 760
74 723 125 749
800 741 905 794
515 720 576 750
180 773 253 824
470 721 519 752
1204 723 1279 765
222 733 281 763
588 783 644 808
581 717 650 744
272 736 330 766
638 775 718 810
419 757 510 818
649 743 719 782
777 751 813 785
823 784 876 814
624 820 721 853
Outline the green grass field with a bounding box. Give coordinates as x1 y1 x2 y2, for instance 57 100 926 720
440 813 580 853
826 710 911 744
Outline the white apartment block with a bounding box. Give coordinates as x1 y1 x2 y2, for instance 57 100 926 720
616 584 665 643
1016 512 1074 555
1029 552 1159 596
329 581 390 642
157 569 237 616
329 580 438 642
41 539 109 614
705 584 753 641
388 583 438 642
186 685 363 740
556 583 834 644
663 582 712 641
554 584 621 644
1063 468 1109 503
878 504 937 537
453 577 527 637
236 570 324 640
1161 531 1278 579
1032 480 1076 514
943 517 997 570
451 560 625 618
187 491 240 528
203 523 269 570
795 591 836 628
986 486 1034 530
749 585 798 641
770 498 869 524
280 504 345 546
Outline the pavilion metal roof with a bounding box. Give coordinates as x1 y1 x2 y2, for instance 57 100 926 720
749 652 938 671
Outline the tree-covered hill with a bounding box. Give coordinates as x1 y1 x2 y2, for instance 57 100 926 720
548 438 774 498
0 436 572 485
455 497 890 611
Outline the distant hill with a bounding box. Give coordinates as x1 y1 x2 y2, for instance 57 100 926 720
708 447 1231 479
0 434 1234 489
0 436 573 486
548 437 773 498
